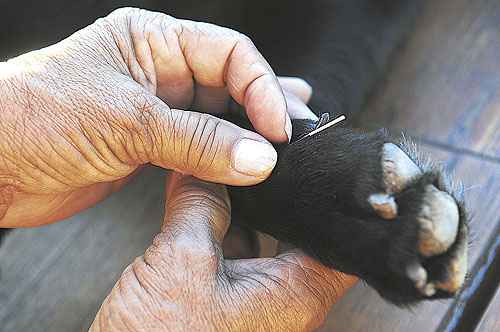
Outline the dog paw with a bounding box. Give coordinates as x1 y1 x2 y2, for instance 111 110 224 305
366 141 468 301
271 124 469 305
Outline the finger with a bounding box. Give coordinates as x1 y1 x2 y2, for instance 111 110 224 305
140 95 277 186
162 173 231 248
174 19 291 143
227 84 318 121
109 10 290 141
142 173 230 274
278 76 313 103
283 91 318 121
132 11 195 109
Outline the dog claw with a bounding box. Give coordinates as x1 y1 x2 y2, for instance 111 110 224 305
422 283 436 297
382 143 421 193
368 193 398 219
406 263 427 290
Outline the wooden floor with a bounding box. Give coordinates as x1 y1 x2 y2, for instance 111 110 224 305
1 1 499 331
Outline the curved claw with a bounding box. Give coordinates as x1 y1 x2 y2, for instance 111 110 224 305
382 143 421 193
368 193 398 220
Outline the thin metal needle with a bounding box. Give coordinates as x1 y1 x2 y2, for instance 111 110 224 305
305 114 346 138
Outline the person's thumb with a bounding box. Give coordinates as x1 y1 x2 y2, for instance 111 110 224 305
134 95 278 186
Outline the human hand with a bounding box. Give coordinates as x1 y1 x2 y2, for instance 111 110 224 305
0 8 293 227
90 173 357 332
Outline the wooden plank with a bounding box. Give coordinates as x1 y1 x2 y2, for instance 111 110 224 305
357 0 500 159
475 285 500 332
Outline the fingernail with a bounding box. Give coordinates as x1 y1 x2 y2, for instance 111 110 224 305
285 115 292 142
232 139 277 176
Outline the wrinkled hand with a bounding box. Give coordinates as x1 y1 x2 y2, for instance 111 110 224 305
90 173 357 332
0 8 296 227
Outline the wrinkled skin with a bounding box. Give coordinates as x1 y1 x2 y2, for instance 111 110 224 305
0 8 356 331
90 174 356 332
0 8 294 227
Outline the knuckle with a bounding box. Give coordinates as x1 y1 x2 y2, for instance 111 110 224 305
107 7 143 21
103 7 151 43
147 227 219 273
107 7 168 36
173 232 216 262
144 232 175 267
170 230 221 276
130 93 158 125
124 92 164 162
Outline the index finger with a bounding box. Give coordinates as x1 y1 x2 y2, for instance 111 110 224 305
175 20 291 143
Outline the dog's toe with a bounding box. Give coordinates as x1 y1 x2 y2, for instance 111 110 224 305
417 185 459 257
377 142 468 299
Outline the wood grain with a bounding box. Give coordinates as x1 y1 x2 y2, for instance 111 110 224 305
475 285 500 332
357 0 500 160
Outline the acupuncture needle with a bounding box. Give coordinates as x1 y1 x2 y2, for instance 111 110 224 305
295 114 346 142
